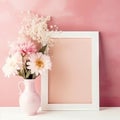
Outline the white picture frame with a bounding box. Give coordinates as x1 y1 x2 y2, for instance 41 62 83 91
41 31 99 110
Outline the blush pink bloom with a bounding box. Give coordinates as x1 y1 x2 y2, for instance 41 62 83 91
10 39 38 56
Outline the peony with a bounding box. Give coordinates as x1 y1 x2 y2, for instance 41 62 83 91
9 38 38 56
27 53 51 76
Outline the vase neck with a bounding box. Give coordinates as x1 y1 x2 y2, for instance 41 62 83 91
24 80 35 92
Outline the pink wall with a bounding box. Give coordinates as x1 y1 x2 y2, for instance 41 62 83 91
0 0 120 107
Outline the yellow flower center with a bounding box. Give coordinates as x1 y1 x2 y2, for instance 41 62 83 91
36 59 44 68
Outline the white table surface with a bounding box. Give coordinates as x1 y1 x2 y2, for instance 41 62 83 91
0 107 120 120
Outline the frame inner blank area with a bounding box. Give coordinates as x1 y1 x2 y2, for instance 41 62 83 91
48 38 92 104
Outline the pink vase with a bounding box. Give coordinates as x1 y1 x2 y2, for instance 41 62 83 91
18 79 40 115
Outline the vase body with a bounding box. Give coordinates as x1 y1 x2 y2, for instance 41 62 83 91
19 80 40 115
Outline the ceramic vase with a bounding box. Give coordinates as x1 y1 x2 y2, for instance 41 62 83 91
18 79 40 115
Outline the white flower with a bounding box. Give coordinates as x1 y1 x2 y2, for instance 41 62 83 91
18 12 54 49
27 53 51 76
2 53 22 77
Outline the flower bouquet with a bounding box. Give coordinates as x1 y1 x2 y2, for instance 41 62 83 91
2 11 56 79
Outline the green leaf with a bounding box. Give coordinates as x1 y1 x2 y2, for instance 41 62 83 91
17 70 22 76
32 73 36 79
25 70 31 79
39 45 47 54
18 69 26 78
22 69 26 79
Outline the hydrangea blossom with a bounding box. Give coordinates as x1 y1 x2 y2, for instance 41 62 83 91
18 11 55 47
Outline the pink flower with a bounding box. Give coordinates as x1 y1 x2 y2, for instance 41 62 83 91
10 39 38 56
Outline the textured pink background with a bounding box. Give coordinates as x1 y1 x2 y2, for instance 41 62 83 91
0 0 120 106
